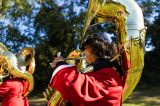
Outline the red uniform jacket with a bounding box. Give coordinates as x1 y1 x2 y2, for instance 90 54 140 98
49 65 123 106
0 78 29 106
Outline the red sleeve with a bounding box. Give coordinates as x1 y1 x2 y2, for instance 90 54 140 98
50 66 116 103
0 81 10 95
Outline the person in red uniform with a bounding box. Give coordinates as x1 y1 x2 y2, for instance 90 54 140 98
50 33 123 106
0 66 29 106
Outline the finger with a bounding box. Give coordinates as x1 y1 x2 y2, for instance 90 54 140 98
57 52 61 57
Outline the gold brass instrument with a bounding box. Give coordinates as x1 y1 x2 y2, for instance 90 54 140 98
17 47 36 74
45 0 146 105
16 47 35 96
44 50 86 106
0 42 9 83
0 43 35 97
81 0 146 101
66 50 86 71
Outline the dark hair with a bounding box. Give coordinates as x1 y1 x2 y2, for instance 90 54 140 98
81 33 118 59
81 33 124 77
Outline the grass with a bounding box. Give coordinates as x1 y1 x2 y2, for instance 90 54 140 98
123 85 160 106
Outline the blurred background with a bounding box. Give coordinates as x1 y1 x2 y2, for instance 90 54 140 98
0 0 160 105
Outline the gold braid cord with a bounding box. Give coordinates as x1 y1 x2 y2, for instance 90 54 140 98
0 44 35 97
45 0 146 105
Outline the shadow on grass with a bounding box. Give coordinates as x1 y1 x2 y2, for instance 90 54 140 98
28 89 47 106
123 85 160 106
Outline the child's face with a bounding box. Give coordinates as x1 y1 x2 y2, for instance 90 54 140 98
84 45 97 65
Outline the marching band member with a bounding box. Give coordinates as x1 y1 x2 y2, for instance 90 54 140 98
49 33 123 106
0 65 29 106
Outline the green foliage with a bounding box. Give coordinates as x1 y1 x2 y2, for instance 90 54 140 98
34 1 85 51
136 0 160 24
0 0 35 53
0 25 32 53
33 1 87 90
148 15 160 51
0 0 33 18
141 51 160 86
33 44 53 91
140 13 160 86
133 0 160 86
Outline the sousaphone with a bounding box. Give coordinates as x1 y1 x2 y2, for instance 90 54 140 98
0 43 35 97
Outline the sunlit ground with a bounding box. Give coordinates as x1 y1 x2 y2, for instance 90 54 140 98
123 86 160 106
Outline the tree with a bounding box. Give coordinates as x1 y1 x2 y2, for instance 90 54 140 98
33 0 87 90
0 0 37 53
140 13 160 86
149 15 160 51
136 0 160 24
